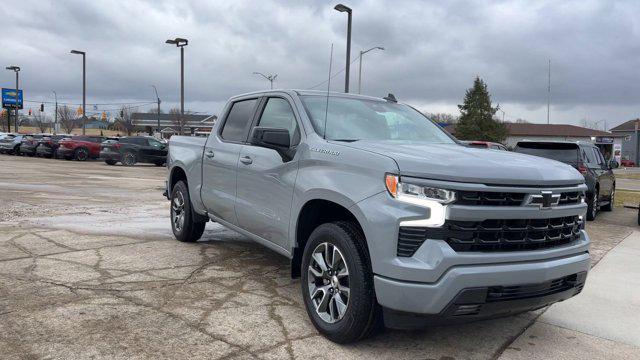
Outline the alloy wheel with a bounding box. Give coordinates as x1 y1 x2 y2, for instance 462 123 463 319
123 153 135 166
172 191 185 233
77 149 88 161
591 190 598 218
307 242 350 324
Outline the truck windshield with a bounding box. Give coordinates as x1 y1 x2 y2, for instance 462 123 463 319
513 143 580 164
300 95 454 143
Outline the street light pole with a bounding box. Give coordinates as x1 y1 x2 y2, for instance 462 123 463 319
70 50 86 134
151 85 161 135
334 4 352 93
5 66 20 133
357 46 384 94
252 72 278 89
165 38 189 115
53 91 58 133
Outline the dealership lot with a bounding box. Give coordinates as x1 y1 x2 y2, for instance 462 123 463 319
0 155 638 359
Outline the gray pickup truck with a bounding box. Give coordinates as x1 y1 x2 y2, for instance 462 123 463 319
166 90 590 343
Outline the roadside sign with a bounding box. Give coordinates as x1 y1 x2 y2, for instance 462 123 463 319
2 88 23 109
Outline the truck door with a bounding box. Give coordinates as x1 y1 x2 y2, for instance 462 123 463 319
201 98 259 225
235 96 301 249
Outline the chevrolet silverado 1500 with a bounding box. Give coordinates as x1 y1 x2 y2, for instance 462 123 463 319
166 90 590 343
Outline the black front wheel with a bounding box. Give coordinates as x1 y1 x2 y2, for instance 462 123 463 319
301 221 381 343
602 186 614 212
105 159 117 166
170 180 206 242
587 189 598 221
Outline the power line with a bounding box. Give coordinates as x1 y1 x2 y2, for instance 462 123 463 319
305 53 361 90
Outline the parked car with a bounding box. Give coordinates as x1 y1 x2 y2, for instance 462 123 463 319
513 141 616 220
0 134 24 155
19 134 50 157
461 140 508 151
100 136 168 166
166 90 590 343
57 136 106 161
36 134 73 158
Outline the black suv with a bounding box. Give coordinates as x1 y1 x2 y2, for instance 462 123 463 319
100 136 167 166
514 141 616 220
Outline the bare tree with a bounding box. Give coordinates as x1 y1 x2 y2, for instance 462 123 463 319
57 105 77 134
425 112 458 124
115 106 135 136
170 108 189 135
32 111 49 133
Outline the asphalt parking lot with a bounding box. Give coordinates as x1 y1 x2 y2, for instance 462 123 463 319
0 155 638 359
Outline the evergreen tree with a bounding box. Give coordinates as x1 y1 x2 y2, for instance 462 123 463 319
456 77 507 143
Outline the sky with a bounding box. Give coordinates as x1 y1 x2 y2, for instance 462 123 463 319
2 0 640 130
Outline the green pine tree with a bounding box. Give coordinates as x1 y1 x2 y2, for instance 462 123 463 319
456 77 507 143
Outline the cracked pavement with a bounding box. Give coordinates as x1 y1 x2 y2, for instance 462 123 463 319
0 155 634 359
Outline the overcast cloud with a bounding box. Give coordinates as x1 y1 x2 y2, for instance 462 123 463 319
2 0 640 128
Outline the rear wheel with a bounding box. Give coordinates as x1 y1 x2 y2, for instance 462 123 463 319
13 145 20 156
301 221 381 343
122 152 136 166
170 180 206 242
105 159 117 166
587 188 598 220
602 186 614 211
75 147 89 161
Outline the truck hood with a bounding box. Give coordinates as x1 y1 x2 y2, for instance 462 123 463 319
339 140 584 186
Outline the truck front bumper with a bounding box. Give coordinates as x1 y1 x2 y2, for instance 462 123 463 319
375 251 589 328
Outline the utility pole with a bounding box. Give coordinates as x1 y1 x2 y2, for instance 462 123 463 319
547 58 551 125
334 4 352 93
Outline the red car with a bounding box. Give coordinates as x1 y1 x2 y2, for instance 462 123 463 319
56 136 106 161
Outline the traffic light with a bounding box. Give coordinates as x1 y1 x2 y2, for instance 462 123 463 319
40 103 44 112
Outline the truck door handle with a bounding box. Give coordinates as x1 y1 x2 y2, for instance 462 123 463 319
204 150 215 158
240 156 253 165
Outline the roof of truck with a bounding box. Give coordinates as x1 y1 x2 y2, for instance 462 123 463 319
227 89 389 103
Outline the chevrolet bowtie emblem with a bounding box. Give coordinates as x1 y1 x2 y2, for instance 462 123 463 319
524 191 561 209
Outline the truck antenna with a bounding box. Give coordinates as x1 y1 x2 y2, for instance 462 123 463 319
323 43 334 140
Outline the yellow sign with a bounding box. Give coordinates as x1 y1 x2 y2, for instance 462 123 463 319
77 106 83 115
101 111 107 121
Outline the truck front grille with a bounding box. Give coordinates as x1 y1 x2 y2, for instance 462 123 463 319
455 191 581 207
397 215 582 256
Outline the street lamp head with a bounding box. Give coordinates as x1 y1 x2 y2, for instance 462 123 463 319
5 65 20 72
377 46 385 51
334 4 351 13
70 50 85 55
166 37 188 47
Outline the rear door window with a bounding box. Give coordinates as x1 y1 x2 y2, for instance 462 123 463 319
582 147 598 166
220 99 258 142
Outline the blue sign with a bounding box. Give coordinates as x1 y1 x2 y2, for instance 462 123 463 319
2 88 23 109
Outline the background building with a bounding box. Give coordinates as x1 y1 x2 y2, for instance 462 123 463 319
131 113 216 137
610 119 640 165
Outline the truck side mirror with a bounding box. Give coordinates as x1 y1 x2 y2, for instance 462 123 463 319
250 127 290 150
609 159 619 169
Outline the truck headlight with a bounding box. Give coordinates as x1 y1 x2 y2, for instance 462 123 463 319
385 174 455 227
385 174 456 204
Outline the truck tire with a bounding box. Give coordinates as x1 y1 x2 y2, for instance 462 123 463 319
586 188 598 221
13 145 20 156
301 221 381 343
601 186 614 211
170 180 206 242
105 159 117 165
75 147 89 161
